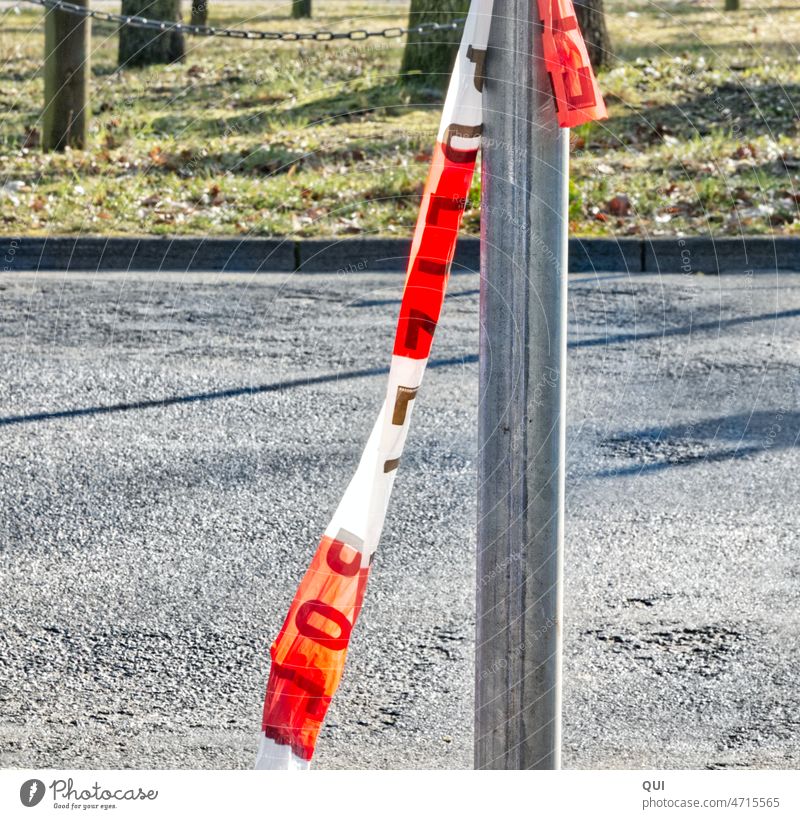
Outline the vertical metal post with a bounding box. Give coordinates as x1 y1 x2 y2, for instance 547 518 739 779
43 0 90 152
475 1 569 770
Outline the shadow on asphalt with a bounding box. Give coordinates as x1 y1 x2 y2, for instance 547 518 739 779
353 289 480 308
4 305 797 429
571 307 800 349
0 354 478 428
595 410 800 478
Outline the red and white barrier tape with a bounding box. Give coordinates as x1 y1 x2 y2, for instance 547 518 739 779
255 0 606 770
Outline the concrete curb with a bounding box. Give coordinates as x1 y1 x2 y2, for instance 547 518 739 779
2 235 798 274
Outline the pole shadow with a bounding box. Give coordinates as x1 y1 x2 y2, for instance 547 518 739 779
0 354 477 429
594 409 800 478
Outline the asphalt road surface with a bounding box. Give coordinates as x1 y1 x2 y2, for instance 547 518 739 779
1 268 798 770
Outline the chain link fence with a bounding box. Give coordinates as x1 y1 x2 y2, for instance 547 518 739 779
19 0 464 42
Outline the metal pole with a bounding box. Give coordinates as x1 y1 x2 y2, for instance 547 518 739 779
43 0 90 152
475 1 569 770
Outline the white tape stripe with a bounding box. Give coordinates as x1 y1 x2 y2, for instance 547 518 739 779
437 0 494 142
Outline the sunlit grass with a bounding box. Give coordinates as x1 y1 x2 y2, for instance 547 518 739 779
0 0 798 237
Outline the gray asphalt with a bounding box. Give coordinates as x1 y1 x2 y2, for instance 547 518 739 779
0 268 798 770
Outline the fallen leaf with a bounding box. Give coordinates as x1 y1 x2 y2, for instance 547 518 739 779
607 194 632 216
148 146 167 165
733 144 756 160
23 127 39 149
207 184 224 206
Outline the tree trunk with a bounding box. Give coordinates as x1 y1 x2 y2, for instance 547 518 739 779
118 0 185 68
574 0 612 70
191 0 208 26
400 0 469 86
725 0 740 10
291 0 311 18
43 0 90 151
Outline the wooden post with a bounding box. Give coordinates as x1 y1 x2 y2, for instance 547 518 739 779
43 0 90 152
291 0 311 19
475 0 568 769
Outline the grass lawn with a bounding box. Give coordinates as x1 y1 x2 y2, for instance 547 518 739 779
0 0 799 238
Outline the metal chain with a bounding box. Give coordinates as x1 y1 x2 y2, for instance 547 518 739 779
17 0 464 41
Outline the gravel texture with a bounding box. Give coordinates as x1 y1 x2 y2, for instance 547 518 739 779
0 268 798 769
